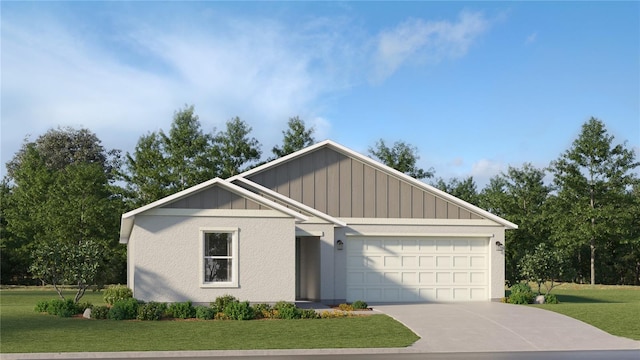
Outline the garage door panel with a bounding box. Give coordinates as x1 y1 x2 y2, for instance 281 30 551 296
347 237 489 302
419 256 435 268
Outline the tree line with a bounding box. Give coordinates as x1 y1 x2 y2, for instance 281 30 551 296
1 106 638 295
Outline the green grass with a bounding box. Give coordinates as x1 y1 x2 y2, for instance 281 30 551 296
529 283 640 340
0 288 419 353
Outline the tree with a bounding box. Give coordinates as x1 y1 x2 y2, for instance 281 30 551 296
161 106 217 190
272 116 315 158
519 243 569 296
212 117 262 178
368 139 434 179
433 176 479 205
3 127 125 289
124 132 172 206
30 239 101 303
549 118 639 285
125 105 234 206
480 163 552 285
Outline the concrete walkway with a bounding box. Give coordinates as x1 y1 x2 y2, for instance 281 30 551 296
373 302 640 352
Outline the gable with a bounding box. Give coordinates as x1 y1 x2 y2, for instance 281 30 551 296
245 146 483 220
161 186 266 210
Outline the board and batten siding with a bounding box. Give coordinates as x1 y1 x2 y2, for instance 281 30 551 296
161 186 267 210
247 147 484 220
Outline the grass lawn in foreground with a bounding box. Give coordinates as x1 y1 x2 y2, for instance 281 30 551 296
528 283 640 340
0 288 419 353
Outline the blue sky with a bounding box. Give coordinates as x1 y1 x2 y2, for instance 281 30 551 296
2 1 638 187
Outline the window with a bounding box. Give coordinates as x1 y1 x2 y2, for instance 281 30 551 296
200 228 238 287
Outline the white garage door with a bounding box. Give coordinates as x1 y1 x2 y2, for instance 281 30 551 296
346 237 489 302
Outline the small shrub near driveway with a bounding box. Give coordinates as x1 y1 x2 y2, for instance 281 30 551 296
352 300 368 309
508 282 534 304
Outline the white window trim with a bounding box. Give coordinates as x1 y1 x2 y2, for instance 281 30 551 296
199 227 239 288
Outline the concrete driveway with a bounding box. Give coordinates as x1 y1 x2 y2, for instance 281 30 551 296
373 302 640 352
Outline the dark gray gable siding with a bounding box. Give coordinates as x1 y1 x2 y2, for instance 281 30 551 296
161 186 265 210
246 147 484 220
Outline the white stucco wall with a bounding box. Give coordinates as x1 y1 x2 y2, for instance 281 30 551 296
129 213 296 303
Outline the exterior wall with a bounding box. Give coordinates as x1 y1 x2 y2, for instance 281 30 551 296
161 186 265 210
247 147 483 220
331 221 506 302
129 212 296 303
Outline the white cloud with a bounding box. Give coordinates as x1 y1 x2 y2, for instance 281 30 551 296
0 12 354 170
372 10 489 82
470 158 505 188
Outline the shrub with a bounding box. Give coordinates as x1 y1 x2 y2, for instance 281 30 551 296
300 309 319 319
104 285 133 306
274 301 301 319
252 303 273 319
224 301 255 320
108 298 139 320
35 300 49 313
37 299 79 317
195 305 216 320
212 294 239 313
508 282 534 304
320 310 350 318
338 303 354 311
352 300 368 309
166 301 196 319
137 302 167 321
92 305 110 319
544 294 560 304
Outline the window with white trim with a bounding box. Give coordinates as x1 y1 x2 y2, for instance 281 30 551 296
200 228 238 287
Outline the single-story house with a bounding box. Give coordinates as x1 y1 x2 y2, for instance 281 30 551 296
119 140 517 304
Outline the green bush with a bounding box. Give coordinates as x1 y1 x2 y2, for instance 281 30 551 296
104 285 133 306
352 300 368 309
108 298 139 320
137 302 167 320
544 294 560 304
166 301 196 319
274 301 301 319
212 294 238 313
252 303 273 319
35 300 49 313
36 299 80 317
91 305 110 319
300 309 319 319
224 301 255 320
195 305 216 320
508 282 534 304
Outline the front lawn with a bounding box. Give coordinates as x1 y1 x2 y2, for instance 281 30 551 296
529 283 640 340
0 288 419 353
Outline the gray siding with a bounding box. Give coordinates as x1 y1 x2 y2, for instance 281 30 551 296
161 186 265 210
247 147 484 220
